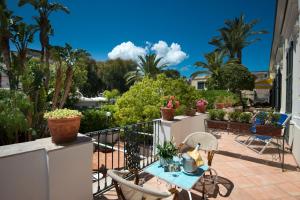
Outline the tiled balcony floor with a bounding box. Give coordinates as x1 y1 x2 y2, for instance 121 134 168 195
97 132 300 200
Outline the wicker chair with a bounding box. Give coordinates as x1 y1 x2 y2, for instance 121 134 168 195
179 132 218 197
107 169 178 200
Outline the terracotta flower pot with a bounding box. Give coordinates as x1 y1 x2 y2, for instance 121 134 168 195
215 103 225 109
47 116 81 144
197 105 207 113
161 107 175 121
224 103 232 108
185 108 196 116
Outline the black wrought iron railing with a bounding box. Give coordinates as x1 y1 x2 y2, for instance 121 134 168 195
86 120 161 196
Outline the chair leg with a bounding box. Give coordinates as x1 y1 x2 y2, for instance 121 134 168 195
246 136 255 146
258 140 271 154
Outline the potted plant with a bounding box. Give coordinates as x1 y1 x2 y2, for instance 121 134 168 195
214 96 225 109
196 99 208 113
44 109 82 144
161 96 180 121
206 109 228 130
255 112 282 136
224 96 235 108
157 140 177 166
184 104 196 116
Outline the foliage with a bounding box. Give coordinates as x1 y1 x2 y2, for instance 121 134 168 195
115 74 200 125
209 14 267 63
125 53 167 85
156 140 177 160
228 111 241 122
238 112 252 123
256 112 268 125
44 108 82 119
103 89 120 102
196 99 208 107
208 109 218 120
199 90 238 109
215 109 226 120
79 109 109 133
98 59 136 92
221 64 254 93
162 69 180 79
0 89 33 144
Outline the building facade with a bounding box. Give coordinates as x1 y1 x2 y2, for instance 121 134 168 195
270 0 300 165
190 76 208 90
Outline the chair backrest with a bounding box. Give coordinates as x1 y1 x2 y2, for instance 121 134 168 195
107 170 172 200
182 132 218 151
277 113 290 126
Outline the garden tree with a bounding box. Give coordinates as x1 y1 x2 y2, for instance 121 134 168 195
221 64 254 108
10 21 38 88
209 14 267 63
98 58 136 92
0 0 21 89
50 43 89 109
19 0 70 90
192 50 237 89
125 53 167 85
115 74 200 125
79 58 104 97
162 69 180 79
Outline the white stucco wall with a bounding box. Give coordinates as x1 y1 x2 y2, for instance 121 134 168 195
157 113 208 146
0 134 93 200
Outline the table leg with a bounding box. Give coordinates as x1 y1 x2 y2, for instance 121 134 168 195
188 190 192 200
282 136 285 172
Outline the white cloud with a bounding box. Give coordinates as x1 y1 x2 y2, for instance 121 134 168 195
108 41 146 62
107 40 188 66
151 41 188 66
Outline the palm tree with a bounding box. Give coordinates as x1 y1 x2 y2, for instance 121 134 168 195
0 0 21 89
125 53 167 84
191 51 238 89
209 15 267 63
10 22 38 88
18 0 69 90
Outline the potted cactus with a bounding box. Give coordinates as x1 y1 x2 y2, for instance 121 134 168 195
44 109 82 144
161 96 180 121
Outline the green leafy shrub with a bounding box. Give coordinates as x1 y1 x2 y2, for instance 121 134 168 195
238 112 252 123
115 74 200 125
0 90 33 144
79 109 109 133
216 110 226 120
103 89 120 101
199 90 238 109
229 111 241 122
208 109 218 120
256 112 268 125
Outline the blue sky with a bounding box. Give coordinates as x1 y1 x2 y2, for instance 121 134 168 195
8 0 276 77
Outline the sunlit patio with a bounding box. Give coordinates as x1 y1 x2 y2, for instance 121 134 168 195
97 132 300 200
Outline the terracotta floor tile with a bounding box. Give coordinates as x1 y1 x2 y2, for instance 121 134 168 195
277 182 300 196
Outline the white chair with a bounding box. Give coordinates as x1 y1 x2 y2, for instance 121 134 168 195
107 169 178 200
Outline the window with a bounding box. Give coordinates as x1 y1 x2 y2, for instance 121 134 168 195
197 81 205 90
286 41 293 113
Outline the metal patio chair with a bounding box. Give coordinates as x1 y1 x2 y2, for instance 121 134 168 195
245 113 290 156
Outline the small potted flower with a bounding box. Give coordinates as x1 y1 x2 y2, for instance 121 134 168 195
157 140 177 166
44 109 82 144
161 96 180 121
196 99 208 113
215 96 225 109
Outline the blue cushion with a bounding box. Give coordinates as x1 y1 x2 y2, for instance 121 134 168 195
254 135 272 141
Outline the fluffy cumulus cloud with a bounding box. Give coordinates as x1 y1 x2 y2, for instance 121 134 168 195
108 41 146 62
107 40 188 66
151 41 188 66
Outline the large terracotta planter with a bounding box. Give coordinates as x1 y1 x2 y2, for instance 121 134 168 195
185 108 196 116
255 125 282 136
228 121 251 133
206 119 228 130
215 103 225 109
197 105 206 113
47 116 81 144
161 107 175 121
